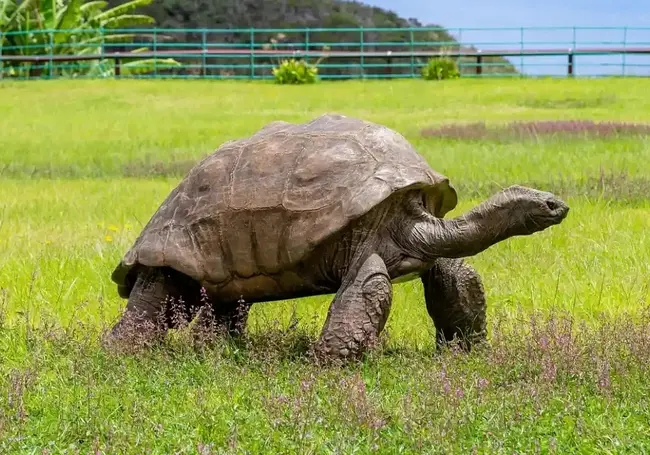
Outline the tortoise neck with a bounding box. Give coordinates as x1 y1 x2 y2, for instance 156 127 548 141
409 202 513 260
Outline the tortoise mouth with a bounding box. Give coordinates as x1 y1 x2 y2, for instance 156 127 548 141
533 207 569 229
547 201 570 223
556 205 570 221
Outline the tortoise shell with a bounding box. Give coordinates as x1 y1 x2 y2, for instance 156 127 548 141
112 114 457 293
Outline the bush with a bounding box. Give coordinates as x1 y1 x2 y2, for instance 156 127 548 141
421 56 461 81
272 59 319 85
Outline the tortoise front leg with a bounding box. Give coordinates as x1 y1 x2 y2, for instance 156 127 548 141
314 253 392 360
106 267 201 346
420 258 487 351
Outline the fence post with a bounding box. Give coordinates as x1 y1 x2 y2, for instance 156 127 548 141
409 28 415 77
99 27 110 79
476 51 482 76
572 26 577 51
0 32 3 80
100 27 105 59
305 28 310 52
153 29 158 77
202 29 207 77
567 49 574 76
250 29 255 79
622 26 628 76
115 58 121 78
360 27 365 78
49 30 54 79
572 26 576 76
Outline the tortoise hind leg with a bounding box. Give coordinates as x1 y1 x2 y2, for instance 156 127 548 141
420 258 487 351
106 267 201 346
314 253 392 360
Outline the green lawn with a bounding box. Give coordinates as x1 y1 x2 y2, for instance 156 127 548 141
1 78 650 454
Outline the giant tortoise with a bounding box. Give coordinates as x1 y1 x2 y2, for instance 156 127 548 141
108 113 569 358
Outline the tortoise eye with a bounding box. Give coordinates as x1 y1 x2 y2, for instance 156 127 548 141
409 192 428 214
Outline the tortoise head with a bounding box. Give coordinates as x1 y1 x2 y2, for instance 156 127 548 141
487 185 570 236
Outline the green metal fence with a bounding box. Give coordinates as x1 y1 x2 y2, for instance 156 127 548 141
2 26 650 80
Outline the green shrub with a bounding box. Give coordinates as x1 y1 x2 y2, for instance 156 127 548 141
272 59 319 85
421 56 461 81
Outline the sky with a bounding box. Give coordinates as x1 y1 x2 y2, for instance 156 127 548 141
364 0 650 76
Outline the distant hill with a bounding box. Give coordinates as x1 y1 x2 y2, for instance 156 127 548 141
111 0 517 78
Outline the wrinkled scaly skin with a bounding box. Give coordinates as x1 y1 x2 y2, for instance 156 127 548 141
314 254 393 358
106 114 570 360
421 258 487 351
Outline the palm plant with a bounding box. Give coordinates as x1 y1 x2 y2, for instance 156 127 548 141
0 0 179 78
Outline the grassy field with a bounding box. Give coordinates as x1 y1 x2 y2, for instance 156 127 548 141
1 78 650 453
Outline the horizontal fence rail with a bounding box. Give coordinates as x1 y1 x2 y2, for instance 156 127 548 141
2 26 650 80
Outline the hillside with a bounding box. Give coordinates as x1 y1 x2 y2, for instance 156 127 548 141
111 0 517 78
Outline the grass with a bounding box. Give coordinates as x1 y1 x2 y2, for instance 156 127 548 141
1 77 650 453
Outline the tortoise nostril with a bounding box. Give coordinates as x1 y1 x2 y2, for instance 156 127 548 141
546 200 558 211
